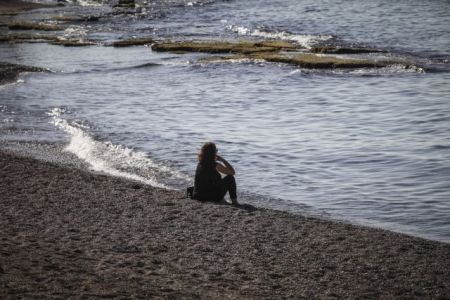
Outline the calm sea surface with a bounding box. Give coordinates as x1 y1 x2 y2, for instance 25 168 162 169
1 0 449 242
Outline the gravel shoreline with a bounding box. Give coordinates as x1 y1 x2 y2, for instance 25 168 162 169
1 150 449 299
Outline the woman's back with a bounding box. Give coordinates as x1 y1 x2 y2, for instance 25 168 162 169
193 162 222 201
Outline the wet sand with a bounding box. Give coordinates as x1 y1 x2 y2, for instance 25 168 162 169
1 150 449 299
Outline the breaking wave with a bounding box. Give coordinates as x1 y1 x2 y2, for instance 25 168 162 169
47 107 190 189
226 25 332 48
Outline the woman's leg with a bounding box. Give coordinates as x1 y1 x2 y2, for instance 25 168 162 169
220 175 238 204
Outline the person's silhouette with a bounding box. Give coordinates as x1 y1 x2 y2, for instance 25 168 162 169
193 142 238 205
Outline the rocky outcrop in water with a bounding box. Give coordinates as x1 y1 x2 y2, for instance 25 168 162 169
152 40 298 54
152 40 409 69
111 37 154 47
113 0 135 8
0 33 59 43
50 39 97 47
311 46 387 54
7 21 63 31
254 53 388 68
0 33 416 70
0 62 46 85
0 33 97 47
51 15 100 23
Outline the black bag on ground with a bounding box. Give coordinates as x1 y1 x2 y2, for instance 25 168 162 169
186 186 194 199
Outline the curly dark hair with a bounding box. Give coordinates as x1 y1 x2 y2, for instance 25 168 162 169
198 142 217 166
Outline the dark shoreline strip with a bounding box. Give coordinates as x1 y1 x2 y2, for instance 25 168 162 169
0 150 449 298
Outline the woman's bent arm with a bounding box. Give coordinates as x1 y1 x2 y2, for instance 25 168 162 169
216 155 235 175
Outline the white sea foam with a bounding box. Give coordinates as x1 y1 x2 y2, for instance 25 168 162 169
335 64 425 75
185 0 212 6
61 26 88 41
71 0 103 7
202 58 266 65
47 108 189 189
227 25 332 49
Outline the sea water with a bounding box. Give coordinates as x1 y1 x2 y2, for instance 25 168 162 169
0 0 449 242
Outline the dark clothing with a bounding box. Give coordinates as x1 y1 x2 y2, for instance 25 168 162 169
193 162 237 202
219 175 237 200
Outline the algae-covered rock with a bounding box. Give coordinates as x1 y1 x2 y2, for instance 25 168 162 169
0 33 96 47
250 53 388 69
7 21 63 31
0 33 59 43
152 40 299 54
311 46 386 54
151 39 413 70
206 53 393 69
50 39 96 47
0 62 46 85
114 0 135 8
252 40 298 50
52 15 100 23
111 37 154 47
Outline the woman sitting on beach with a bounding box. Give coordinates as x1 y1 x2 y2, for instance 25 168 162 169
193 142 238 205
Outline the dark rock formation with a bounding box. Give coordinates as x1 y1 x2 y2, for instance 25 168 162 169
151 40 409 69
7 21 63 31
311 46 386 54
0 62 46 85
152 40 299 54
50 39 96 47
111 37 154 47
114 0 135 8
0 33 59 43
52 15 100 23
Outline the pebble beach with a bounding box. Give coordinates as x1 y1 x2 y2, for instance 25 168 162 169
1 150 450 298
